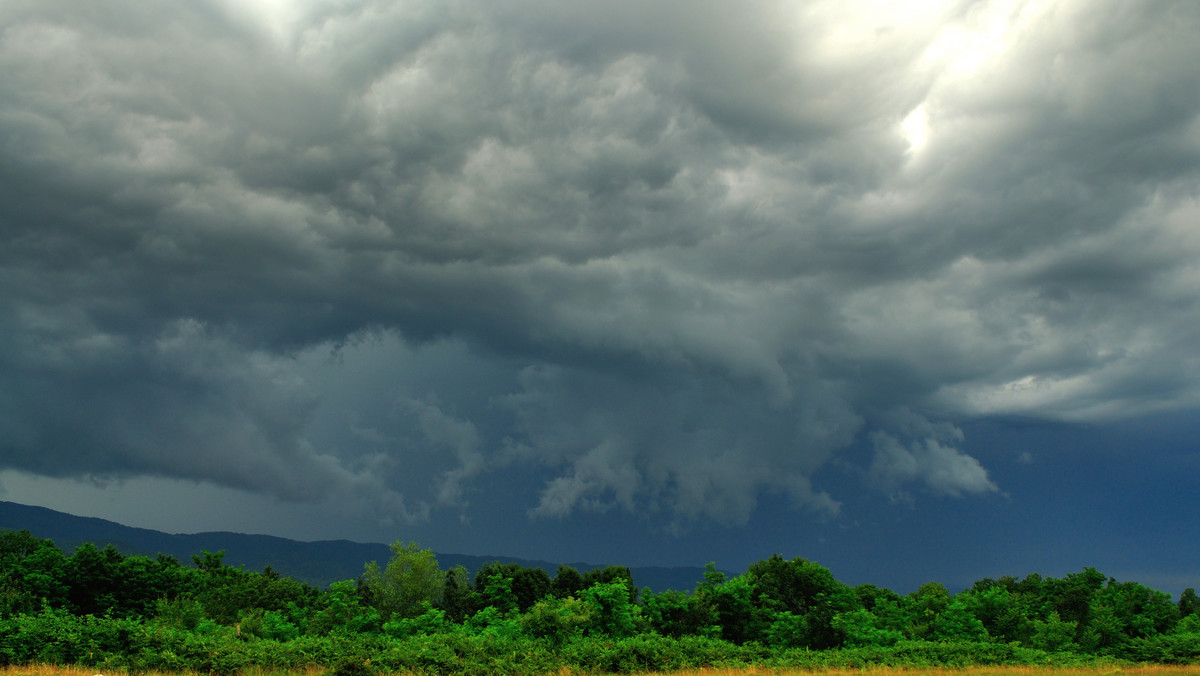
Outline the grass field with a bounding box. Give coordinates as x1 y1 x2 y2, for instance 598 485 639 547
3 665 1200 676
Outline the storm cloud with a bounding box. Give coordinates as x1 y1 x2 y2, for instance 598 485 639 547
2 0 1198 533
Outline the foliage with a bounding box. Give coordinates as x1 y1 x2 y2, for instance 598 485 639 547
476 572 518 616
518 594 591 644
360 541 444 621
438 565 473 622
579 578 640 638
2 531 1198 674
381 603 446 638
832 608 904 647
551 564 584 599
642 587 719 638
305 580 380 635
1179 587 1199 617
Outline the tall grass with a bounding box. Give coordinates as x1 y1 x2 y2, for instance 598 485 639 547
663 669 1200 676
0 667 326 676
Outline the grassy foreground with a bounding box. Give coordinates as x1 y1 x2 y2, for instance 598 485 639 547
3 665 1200 676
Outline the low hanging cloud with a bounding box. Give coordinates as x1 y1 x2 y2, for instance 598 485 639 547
2 0 1199 529
868 432 999 501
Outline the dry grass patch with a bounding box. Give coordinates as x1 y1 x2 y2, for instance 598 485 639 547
660 668 1200 676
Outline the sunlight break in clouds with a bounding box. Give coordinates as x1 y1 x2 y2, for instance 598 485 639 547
902 103 930 155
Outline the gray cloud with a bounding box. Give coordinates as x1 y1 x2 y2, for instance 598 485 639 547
2 0 1198 530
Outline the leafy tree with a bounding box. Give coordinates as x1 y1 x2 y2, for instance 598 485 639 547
832 608 904 647
579 578 639 637
111 553 189 618
361 541 445 621
641 588 718 638
700 573 764 644
745 554 857 648
581 565 638 603
519 594 593 644
473 562 551 612
929 597 988 641
853 583 910 636
1179 588 1199 618
961 584 1027 643
908 582 951 640
698 562 726 590
186 553 313 625
0 532 69 616
1044 567 1106 634
381 603 448 638
1080 579 1180 654
476 571 518 616
511 565 552 611
0 530 54 560
551 565 584 599
153 595 206 631
439 565 474 622
238 607 301 641
65 542 124 616
253 567 319 613
1027 610 1078 652
192 549 228 573
854 583 901 612
1176 612 1200 635
307 579 380 635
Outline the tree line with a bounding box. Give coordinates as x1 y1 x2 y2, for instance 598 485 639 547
1 529 1198 673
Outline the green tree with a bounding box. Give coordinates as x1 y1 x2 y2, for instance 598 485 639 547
1044 567 1106 635
580 578 639 637
832 608 905 647
1179 588 1199 618
361 541 445 621
191 549 228 573
581 565 638 603
65 542 124 616
745 554 857 648
307 579 381 634
701 573 764 644
908 582 951 640
854 583 909 630
473 562 551 612
961 583 1027 643
477 571 518 615
112 552 189 618
929 597 988 641
641 588 719 638
0 531 69 616
1080 579 1179 654
519 594 593 644
439 565 474 622
552 565 584 599
698 562 726 590
1027 610 1078 652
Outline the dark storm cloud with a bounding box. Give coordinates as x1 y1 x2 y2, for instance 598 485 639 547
2 0 1198 528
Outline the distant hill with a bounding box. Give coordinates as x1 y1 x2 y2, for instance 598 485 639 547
0 500 710 592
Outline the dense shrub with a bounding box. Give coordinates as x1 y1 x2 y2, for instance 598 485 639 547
2 532 1195 674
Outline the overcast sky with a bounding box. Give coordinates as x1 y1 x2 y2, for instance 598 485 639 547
2 0 1199 595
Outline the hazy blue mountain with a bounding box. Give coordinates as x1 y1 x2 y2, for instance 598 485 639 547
0 500 710 592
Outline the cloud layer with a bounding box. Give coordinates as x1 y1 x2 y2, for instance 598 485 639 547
2 0 1198 530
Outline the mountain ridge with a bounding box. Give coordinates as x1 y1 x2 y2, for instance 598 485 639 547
0 500 709 592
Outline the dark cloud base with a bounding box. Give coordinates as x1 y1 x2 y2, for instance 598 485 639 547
1 0 1199 583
